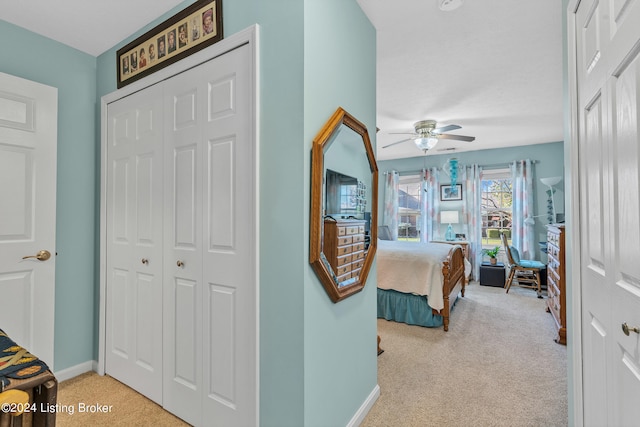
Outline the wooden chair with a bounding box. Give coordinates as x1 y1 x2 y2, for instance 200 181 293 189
500 233 545 298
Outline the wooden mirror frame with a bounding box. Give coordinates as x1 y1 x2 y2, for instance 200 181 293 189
310 107 378 302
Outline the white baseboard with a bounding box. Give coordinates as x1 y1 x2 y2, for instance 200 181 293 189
347 384 380 427
53 360 96 382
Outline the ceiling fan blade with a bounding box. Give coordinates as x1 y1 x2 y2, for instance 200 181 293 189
382 138 413 148
433 124 461 134
437 133 476 142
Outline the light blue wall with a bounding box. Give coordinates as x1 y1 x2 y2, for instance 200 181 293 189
0 20 97 372
303 1 377 426
378 142 565 260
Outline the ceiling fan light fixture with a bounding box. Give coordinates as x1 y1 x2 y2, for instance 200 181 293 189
439 0 464 11
414 136 439 151
382 119 474 151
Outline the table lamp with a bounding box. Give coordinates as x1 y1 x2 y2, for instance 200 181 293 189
441 210 459 241
540 176 562 223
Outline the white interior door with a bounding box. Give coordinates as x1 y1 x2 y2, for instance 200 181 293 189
105 85 164 404
0 72 57 366
573 1 640 425
199 44 256 427
162 65 205 425
163 43 256 427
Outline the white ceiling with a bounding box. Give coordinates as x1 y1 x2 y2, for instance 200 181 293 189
0 0 185 56
1 0 564 162
357 0 564 160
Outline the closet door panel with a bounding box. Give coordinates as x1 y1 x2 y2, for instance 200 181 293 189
201 43 256 427
163 72 204 426
174 145 198 247
208 139 234 248
110 268 129 356
105 86 164 404
174 277 198 386
136 154 156 243
135 272 157 370
207 283 236 406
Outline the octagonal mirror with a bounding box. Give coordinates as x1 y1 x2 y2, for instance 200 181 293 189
310 107 378 302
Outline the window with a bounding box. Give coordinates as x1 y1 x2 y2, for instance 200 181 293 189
481 169 512 247
397 175 422 241
339 183 358 213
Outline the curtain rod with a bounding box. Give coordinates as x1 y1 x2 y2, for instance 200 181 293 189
385 160 539 175
483 160 539 170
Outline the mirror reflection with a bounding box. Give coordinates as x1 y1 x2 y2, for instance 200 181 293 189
310 108 378 302
324 169 364 220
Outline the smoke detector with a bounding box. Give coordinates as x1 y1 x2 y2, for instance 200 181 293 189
439 0 464 11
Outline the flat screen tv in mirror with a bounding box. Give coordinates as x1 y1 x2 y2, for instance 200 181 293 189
325 169 366 218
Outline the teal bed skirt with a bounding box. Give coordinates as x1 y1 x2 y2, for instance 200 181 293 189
377 288 459 328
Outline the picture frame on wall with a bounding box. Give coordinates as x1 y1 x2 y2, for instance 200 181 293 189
440 184 463 201
116 0 223 88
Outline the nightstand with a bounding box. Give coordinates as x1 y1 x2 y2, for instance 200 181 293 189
480 262 506 287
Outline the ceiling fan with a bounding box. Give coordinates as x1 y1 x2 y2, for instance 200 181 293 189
382 120 475 152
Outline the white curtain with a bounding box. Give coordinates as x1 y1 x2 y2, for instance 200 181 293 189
419 167 440 242
461 164 483 281
510 160 535 259
382 171 399 240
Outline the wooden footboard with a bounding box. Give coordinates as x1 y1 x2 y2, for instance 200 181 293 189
432 245 466 331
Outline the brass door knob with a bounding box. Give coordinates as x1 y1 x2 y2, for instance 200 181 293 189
177 260 184 267
22 250 51 261
622 322 640 336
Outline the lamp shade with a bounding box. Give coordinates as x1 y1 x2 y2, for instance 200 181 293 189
540 176 562 187
525 214 548 226
441 210 459 224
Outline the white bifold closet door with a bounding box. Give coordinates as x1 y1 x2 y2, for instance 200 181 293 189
105 84 165 404
105 43 256 427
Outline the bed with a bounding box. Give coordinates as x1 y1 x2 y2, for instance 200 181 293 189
377 240 470 331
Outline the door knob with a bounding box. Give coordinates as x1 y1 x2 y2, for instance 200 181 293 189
622 322 640 336
141 258 149 265
177 260 184 267
22 250 51 261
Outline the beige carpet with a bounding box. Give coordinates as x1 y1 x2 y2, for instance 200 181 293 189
363 282 568 427
56 373 188 426
56 282 567 427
